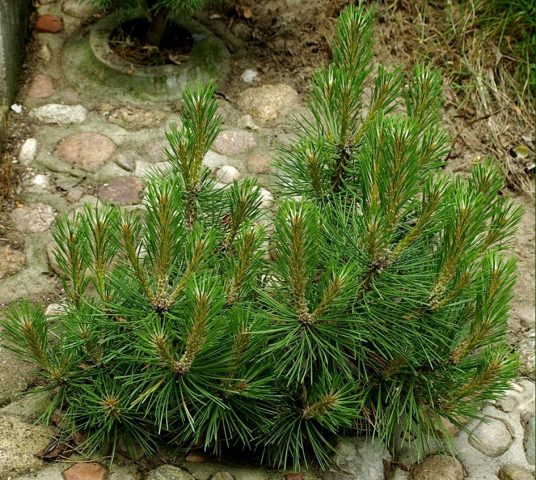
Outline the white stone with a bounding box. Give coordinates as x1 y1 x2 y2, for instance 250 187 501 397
237 83 301 123
241 69 259 83
31 174 49 189
238 114 259 131
45 303 66 317
216 165 241 184
469 417 514 457
19 138 38 165
0 414 53 478
410 455 465 480
146 465 195 480
203 150 228 171
62 0 98 18
10 103 22 114
324 437 391 480
29 104 88 124
38 43 52 63
259 188 274 208
454 404 534 479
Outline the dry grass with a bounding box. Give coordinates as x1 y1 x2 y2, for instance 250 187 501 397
369 0 534 192
0 153 14 201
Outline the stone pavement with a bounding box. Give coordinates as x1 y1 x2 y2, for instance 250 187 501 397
0 1 534 479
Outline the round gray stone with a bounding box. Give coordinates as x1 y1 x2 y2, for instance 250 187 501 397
498 463 534 480
18 138 38 165
469 417 514 457
10 203 57 233
410 455 465 480
216 165 241 184
146 465 195 480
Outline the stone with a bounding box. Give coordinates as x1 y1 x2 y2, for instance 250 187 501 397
10 203 56 233
203 150 228 171
515 307 535 330
38 43 53 63
56 132 116 172
114 153 137 172
518 332 535 376
97 176 144 205
259 188 274 208
0 345 34 405
30 104 87 124
185 453 206 463
497 381 535 419
246 152 272 174
216 165 241 184
0 390 52 421
146 465 195 480
55 173 85 191
0 413 53 478
35 15 64 33
45 303 65 317
237 114 259 131
46 239 61 275
212 129 258 155
27 74 54 99
145 138 170 163
109 464 139 480
469 417 514 457
66 185 86 203
498 463 534 480
524 416 535 465
19 138 38 165
323 437 391 480
285 474 304 480
135 160 172 179
237 83 300 123
410 455 465 480
62 0 98 18
63 462 108 480
209 474 235 480
241 69 258 83
108 106 167 130
0 245 26 279
30 173 50 190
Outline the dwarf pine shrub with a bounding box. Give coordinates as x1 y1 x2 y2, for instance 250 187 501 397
1 5 522 470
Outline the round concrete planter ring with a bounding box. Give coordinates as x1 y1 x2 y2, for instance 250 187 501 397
63 9 230 103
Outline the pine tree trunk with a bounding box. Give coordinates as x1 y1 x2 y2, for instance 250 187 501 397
146 6 169 47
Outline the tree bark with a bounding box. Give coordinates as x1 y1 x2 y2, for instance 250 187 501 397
145 6 169 47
